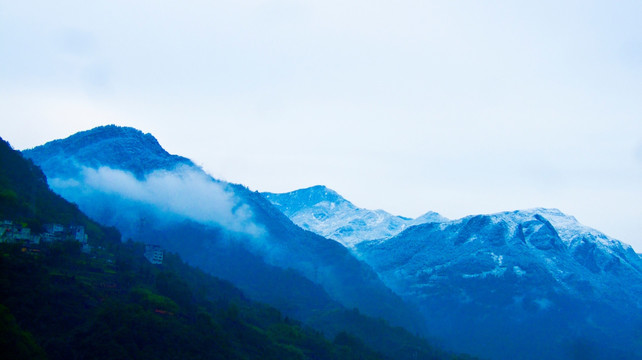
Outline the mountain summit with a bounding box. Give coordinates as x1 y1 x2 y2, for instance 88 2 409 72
264 186 446 247
24 125 195 179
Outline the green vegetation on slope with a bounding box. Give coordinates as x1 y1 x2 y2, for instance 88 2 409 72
0 239 391 360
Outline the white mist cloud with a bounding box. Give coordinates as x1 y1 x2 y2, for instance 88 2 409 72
49 165 264 238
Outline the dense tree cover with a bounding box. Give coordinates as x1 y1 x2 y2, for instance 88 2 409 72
0 303 47 360
309 309 479 360
0 240 391 360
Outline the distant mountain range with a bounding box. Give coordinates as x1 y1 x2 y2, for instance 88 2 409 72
266 188 642 360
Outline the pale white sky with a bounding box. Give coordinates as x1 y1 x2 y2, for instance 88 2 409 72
2 1 642 251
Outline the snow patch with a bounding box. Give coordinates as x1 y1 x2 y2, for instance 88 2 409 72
462 266 507 279
513 266 526 277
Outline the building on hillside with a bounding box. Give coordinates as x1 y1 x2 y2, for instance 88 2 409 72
69 225 88 243
41 223 64 242
41 224 90 252
14 227 33 241
0 220 12 240
0 221 40 244
42 224 87 242
44 223 64 235
68 225 90 253
144 244 164 265
1 221 90 251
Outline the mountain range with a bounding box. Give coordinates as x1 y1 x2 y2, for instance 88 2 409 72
21 125 642 360
266 187 642 360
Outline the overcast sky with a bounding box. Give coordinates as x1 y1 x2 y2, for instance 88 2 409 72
2 1 642 251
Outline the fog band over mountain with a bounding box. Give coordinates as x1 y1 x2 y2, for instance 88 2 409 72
48 165 265 238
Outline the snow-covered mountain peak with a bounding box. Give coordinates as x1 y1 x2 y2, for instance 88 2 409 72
263 187 445 248
480 208 630 253
411 211 449 225
490 207 575 224
265 185 351 215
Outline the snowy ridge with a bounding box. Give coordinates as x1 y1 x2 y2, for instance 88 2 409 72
490 208 619 246
266 188 642 359
481 208 641 277
355 207 642 359
263 185 447 248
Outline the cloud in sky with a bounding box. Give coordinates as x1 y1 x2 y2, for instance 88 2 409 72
2 1 642 250
50 166 264 238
